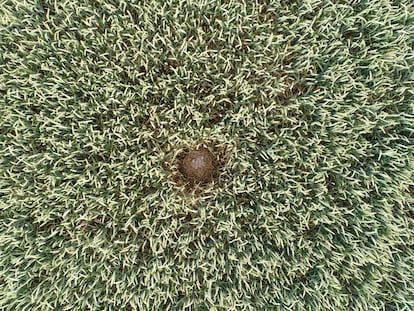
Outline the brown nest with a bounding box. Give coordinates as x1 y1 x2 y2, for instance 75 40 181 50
179 148 216 184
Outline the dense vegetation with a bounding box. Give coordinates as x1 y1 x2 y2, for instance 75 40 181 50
1 0 413 310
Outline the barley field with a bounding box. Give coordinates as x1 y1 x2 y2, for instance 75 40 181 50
0 0 413 310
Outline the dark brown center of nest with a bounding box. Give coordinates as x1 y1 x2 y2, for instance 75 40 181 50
181 149 215 183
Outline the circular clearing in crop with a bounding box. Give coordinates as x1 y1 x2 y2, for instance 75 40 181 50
180 148 216 184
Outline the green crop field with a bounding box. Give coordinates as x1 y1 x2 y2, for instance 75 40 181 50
1 0 413 310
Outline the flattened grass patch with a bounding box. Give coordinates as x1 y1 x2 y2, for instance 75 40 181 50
180 148 216 183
